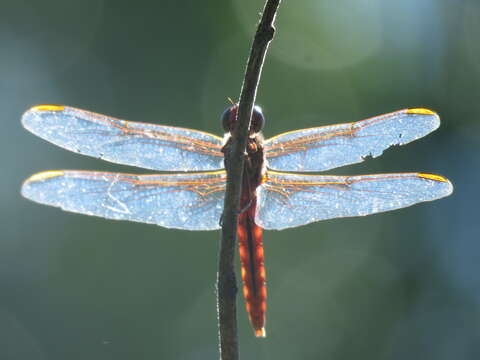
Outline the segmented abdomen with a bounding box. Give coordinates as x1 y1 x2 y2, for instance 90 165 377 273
237 197 267 337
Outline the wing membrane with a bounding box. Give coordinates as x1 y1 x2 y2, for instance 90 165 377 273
264 109 440 172
22 105 225 171
21 170 226 230
257 171 452 230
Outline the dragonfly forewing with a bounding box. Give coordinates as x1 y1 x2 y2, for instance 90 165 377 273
22 105 225 171
264 109 440 172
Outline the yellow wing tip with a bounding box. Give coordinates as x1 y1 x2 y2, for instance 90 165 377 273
255 328 266 338
29 105 65 112
417 173 449 183
26 171 65 183
406 108 437 115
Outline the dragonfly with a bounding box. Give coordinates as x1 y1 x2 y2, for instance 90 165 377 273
21 104 453 337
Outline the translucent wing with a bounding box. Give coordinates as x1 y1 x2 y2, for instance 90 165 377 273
21 170 226 230
264 109 440 172
257 171 453 230
22 105 225 171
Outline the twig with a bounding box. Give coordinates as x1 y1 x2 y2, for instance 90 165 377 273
217 1 281 359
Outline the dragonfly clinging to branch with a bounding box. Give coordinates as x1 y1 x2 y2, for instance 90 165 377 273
21 104 453 337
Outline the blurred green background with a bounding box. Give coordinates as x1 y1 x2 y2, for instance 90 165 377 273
2 0 479 359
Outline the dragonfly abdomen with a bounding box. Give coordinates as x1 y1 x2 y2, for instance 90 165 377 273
237 198 267 337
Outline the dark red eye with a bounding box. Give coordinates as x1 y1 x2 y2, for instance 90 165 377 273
250 105 265 134
221 104 264 134
221 105 237 133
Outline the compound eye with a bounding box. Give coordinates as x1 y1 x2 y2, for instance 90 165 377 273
250 105 265 134
221 107 233 132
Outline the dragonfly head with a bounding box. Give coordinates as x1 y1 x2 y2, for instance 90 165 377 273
221 103 265 135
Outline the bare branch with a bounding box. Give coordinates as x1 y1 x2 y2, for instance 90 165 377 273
217 1 281 359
